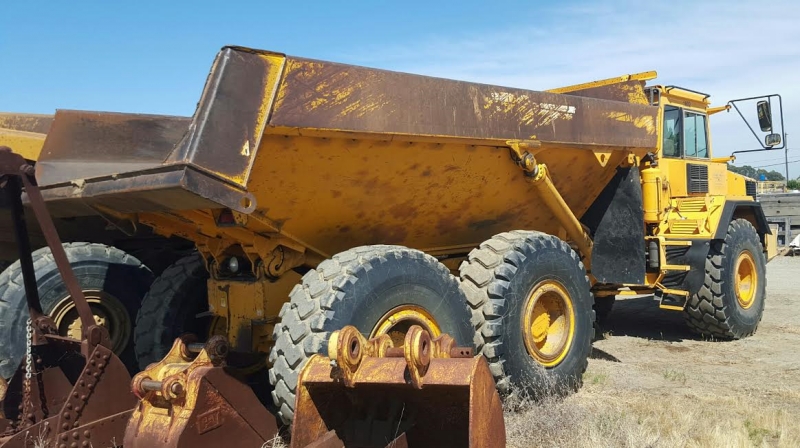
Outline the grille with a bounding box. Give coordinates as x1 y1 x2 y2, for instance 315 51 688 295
686 164 709 194
745 180 757 198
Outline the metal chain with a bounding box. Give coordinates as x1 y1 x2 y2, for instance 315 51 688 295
18 317 33 429
25 318 32 382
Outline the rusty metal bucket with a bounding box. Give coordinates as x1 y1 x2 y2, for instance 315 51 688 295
0 146 136 448
122 335 281 447
291 326 506 448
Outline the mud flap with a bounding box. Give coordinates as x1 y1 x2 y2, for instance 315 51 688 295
291 326 506 448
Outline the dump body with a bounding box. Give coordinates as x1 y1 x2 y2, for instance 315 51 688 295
32 46 658 260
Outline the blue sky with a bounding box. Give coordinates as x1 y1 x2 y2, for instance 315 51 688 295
2 0 799 177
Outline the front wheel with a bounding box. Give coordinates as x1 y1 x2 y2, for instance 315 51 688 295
459 231 594 399
684 219 767 339
268 245 474 426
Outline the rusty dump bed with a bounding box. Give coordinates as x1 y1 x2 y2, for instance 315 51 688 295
33 45 659 258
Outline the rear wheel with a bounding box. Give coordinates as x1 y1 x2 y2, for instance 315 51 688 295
684 219 767 339
0 243 153 379
133 253 218 369
268 245 474 426
459 231 594 399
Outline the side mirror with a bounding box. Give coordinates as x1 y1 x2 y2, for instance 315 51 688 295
765 133 782 147
757 100 773 132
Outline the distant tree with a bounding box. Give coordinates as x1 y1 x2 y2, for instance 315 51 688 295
727 164 758 179
788 179 800 190
726 164 785 181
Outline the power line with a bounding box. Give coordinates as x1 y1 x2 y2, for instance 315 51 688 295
750 158 800 169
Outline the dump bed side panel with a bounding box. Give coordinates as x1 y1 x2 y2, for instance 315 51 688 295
268 57 658 147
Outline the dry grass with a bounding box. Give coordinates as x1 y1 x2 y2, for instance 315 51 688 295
504 371 800 448
262 434 288 448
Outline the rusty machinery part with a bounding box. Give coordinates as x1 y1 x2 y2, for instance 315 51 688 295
269 245 475 426
0 244 153 380
0 147 136 446
292 325 503 448
0 344 136 448
458 230 594 398
124 335 279 448
684 219 767 339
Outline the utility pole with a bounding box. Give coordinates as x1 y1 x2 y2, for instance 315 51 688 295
785 133 790 182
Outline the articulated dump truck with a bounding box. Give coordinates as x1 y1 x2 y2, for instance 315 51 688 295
0 45 779 446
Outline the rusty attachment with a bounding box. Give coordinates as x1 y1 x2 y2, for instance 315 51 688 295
292 325 505 448
0 147 136 448
123 336 278 448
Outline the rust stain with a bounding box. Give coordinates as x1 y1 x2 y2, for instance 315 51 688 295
389 201 419 220
330 190 342 198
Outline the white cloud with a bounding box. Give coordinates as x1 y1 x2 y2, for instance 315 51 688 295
344 0 800 177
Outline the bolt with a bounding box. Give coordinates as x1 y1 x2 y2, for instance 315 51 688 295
170 382 184 396
62 434 69 441
73 431 79 439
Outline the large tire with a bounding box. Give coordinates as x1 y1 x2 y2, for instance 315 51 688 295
0 243 153 379
133 253 211 370
684 219 767 339
458 231 594 399
268 245 474 426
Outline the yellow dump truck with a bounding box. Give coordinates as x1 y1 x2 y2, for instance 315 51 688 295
0 46 779 427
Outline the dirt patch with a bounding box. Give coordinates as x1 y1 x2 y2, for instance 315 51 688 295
505 256 800 447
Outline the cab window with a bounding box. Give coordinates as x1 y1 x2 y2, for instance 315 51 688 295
684 112 708 158
662 106 681 157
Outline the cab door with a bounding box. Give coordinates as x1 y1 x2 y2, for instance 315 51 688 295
662 105 725 197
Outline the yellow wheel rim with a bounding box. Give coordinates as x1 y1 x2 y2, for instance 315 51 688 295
522 280 575 367
50 290 131 355
371 305 442 348
734 251 757 309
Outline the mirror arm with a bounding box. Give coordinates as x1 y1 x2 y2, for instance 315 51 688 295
728 100 768 149
707 105 731 115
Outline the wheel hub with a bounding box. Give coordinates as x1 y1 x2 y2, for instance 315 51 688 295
734 250 757 309
522 280 575 367
50 289 131 355
371 304 442 348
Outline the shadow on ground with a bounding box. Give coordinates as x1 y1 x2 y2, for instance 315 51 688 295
596 295 702 343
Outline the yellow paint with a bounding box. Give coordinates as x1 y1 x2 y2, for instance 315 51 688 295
734 251 757 309
0 129 47 161
546 71 657 95
207 272 299 356
522 280 575 367
641 164 663 223
527 163 594 271
604 112 656 134
370 305 442 348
